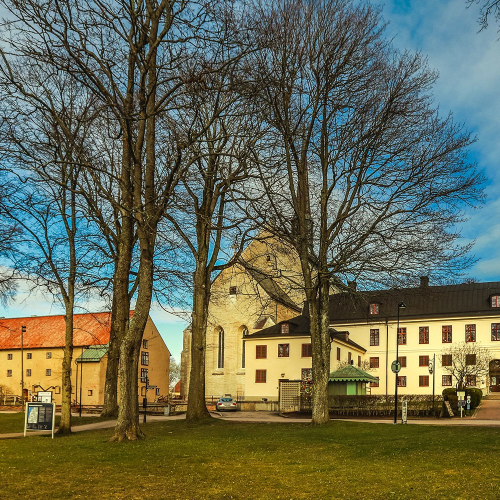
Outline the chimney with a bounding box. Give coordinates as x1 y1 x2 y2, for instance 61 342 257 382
420 276 429 288
347 281 357 291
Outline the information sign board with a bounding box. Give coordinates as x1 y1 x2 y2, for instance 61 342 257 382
401 401 408 424
24 402 56 439
36 391 53 403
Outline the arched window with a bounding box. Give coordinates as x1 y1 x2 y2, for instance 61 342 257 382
217 327 225 369
241 326 249 368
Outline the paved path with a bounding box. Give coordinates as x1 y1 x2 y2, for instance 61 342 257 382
472 397 500 420
2 404 500 440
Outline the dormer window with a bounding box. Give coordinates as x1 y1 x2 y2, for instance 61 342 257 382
492 295 500 307
229 286 237 295
369 303 380 315
281 323 289 335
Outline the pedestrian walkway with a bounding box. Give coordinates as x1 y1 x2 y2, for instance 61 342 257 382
2 405 500 440
472 396 500 420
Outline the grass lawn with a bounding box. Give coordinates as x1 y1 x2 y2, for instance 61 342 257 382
1 417 499 499
0 411 113 434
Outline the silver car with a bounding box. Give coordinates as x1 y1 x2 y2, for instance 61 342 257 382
216 397 238 411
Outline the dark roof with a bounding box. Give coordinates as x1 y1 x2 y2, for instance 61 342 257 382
328 365 378 382
240 259 302 313
247 315 366 352
247 315 311 338
326 281 500 323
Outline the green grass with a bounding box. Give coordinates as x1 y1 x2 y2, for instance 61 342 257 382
1 417 499 499
0 412 113 434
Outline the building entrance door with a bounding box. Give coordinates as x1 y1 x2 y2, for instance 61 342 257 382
489 360 500 392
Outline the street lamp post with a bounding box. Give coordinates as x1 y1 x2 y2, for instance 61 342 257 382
394 302 406 424
79 345 89 418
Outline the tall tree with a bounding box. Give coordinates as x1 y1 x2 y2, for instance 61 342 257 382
0 65 98 433
248 0 483 424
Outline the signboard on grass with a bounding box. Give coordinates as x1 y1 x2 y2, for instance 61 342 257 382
24 402 56 439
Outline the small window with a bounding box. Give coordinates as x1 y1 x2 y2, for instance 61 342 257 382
229 286 237 295
419 375 429 387
398 356 407 367
7 369 12 377
46 369 51 376
256 345 267 359
7 353 12 360
142 339 148 349
465 324 476 342
492 323 500 341
26 369 31 377
419 327 429 344
419 355 429 367
358 355 361 367
370 379 379 388
370 329 379 346
281 323 289 335
156 388 161 396
397 376 406 387
27 353 32 359
88 390 93 396
46 352 52 359
141 351 149 366
466 354 476 365
369 303 380 315
255 369 266 383
336 347 340 361
141 368 148 382
442 354 452 366
397 328 406 345
442 375 452 386
442 325 452 343
278 344 289 357
369 357 379 368
348 352 352 364
55 386 61 394
302 344 312 357
491 295 500 307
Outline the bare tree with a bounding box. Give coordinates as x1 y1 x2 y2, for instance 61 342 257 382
247 0 483 424
169 356 181 391
441 342 491 389
0 65 98 433
468 0 500 29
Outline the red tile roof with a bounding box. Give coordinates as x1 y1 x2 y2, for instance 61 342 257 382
0 312 123 349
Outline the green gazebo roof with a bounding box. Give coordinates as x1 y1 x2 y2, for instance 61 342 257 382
328 365 378 383
75 344 108 363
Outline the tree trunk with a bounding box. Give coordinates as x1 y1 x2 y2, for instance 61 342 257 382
110 236 155 441
57 311 74 434
310 277 332 425
186 263 211 422
100 294 122 418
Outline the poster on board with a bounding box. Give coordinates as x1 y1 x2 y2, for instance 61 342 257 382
24 402 56 438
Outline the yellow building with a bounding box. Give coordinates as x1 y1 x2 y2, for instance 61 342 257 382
243 279 500 402
0 312 170 405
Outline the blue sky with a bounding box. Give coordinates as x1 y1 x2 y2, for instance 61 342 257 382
2 0 500 361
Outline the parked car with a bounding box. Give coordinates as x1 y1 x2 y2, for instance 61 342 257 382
216 397 238 412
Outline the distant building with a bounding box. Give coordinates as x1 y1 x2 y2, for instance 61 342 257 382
0 312 170 405
181 236 305 400
243 279 500 404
